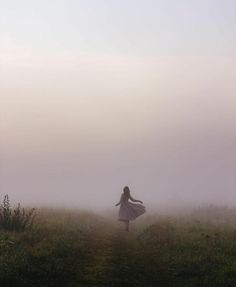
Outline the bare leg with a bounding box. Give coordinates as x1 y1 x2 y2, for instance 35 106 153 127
125 221 130 232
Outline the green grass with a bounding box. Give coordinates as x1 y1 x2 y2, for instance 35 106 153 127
1 208 236 287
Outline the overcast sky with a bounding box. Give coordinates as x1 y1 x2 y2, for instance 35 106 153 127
0 0 236 210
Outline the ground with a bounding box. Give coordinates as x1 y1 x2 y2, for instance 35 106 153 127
1 207 236 287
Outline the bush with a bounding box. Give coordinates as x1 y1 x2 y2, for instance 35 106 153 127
0 195 36 232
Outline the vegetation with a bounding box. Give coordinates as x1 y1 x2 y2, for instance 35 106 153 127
0 195 36 232
1 203 236 286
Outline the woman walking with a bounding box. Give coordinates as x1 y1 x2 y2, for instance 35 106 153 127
115 186 146 231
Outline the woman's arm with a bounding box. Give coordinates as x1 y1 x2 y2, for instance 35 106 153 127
129 195 143 204
115 194 123 206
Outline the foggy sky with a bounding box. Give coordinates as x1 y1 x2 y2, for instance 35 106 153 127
1 0 236 210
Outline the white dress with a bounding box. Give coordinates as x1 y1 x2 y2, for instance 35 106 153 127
118 194 146 221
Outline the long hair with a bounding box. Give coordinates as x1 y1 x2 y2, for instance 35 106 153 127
123 186 130 197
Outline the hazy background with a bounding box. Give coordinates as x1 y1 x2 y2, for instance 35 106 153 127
0 0 236 210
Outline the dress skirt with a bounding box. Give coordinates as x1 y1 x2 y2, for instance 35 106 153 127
118 202 146 221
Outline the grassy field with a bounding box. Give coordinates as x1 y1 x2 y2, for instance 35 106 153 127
1 207 236 287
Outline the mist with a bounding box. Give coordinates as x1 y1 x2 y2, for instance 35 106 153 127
1 0 236 211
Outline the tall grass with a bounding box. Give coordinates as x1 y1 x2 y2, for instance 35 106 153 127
1 205 236 286
0 195 36 232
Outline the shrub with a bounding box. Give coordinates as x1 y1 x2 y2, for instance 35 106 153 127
0 195 36 232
